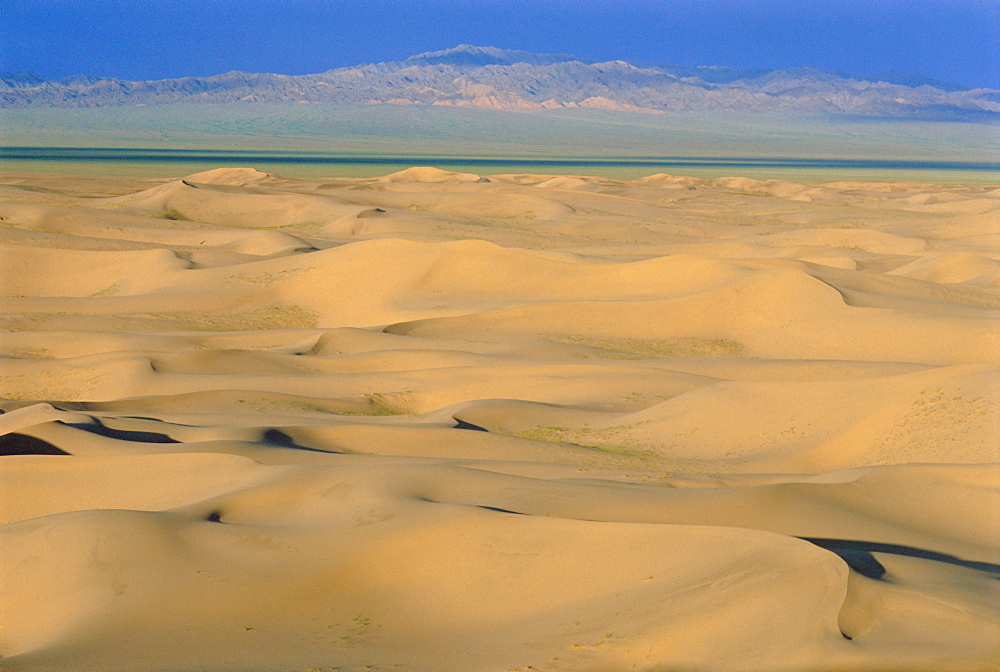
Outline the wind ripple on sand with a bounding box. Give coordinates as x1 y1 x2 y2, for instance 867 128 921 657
1 168 998 671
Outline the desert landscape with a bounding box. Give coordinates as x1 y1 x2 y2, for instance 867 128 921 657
0 164 997 671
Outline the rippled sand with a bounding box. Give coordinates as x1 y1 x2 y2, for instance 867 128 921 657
1 167 998 671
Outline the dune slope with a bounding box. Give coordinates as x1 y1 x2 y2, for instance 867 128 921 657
1 167 998 672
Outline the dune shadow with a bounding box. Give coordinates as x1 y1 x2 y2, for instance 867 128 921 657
261 428 343 454
477 505 526 515
799 537 1000 577
63 421 180 444
382 322 419 336
453 419 488 432
262 428 299 447
824 548 886 579
0 433 71 456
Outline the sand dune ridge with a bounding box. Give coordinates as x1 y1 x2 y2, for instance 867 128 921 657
1 168 998 671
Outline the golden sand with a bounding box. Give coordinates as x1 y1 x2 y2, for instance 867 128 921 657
1 167 997 671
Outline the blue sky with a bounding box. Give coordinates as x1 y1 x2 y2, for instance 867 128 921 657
2 0 997 88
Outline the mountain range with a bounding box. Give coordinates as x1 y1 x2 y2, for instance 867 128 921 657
2 45 998 120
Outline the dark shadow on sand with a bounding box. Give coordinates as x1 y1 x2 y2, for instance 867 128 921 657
799 537 1000 578
0 432 70 456
453 419 489 432
64 420 180 443
262 428 343 454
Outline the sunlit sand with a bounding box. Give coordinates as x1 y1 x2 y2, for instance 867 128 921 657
1 166 997 671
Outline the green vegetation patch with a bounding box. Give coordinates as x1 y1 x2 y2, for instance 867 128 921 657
545 334 747 359
228 267 311 285
88 283 121 297
337 392 412 416
143 305 318 331
0 346 52 359
160 208 191 221
513 424 655 459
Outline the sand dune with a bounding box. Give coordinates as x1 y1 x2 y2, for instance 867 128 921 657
1 168 998 671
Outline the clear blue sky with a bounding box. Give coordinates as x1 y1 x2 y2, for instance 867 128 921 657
2 0 997 88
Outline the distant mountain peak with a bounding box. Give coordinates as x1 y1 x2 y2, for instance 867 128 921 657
425 44 507 56
2 45 995 121
403 44 587 67
862 70 967 92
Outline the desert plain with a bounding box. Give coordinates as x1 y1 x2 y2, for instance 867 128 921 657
0 164 998 671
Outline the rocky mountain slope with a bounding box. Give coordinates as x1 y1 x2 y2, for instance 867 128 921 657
2 45 997 119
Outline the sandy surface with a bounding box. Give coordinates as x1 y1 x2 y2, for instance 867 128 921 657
0 166 997 671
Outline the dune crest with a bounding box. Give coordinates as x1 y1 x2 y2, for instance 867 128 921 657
1 168 998 671
183 167 274 185
378 166 488 183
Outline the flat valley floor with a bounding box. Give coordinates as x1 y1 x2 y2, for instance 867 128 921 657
0 166 997 671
